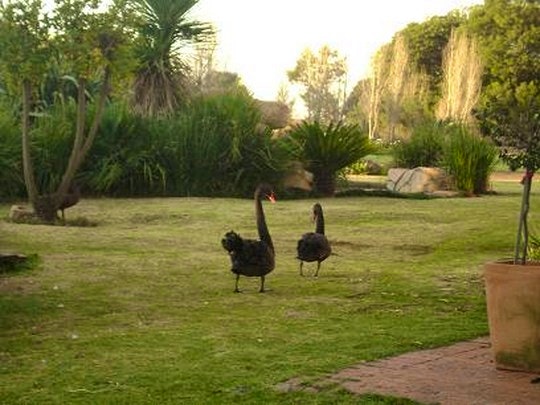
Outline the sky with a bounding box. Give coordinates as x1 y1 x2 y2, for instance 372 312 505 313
191 0 484 103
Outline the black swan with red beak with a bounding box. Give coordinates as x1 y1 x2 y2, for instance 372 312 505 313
221 183 276 292
297 203 331 277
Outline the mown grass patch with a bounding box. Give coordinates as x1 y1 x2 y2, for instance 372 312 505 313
0 179 533 404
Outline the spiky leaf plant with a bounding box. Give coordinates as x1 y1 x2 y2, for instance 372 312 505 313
130 0 214 116
284 121 374 196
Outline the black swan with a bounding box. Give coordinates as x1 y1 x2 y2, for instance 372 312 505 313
221 183 276 293
58 183 81 221
297 203 331 277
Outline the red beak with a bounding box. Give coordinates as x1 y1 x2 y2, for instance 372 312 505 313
267 192 276 203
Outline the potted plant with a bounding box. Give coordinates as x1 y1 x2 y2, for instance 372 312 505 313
478 81 540 373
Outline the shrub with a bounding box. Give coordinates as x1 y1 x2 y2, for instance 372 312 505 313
441 124 498 195
392 121 444 168
0 101 24 200
282 121 374 196
84 94 289 197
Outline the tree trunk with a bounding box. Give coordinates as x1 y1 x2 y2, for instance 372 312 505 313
21 79 38 203
314 169 336 197
514 171 533 264
33 194 61 223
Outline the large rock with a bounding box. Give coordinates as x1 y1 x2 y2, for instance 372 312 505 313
387 167 453 194
9 205 35 222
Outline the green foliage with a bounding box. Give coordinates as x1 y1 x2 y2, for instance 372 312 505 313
391 121 498 195
130 0 214 116
81 94 288 197
477 82 540 173
400 11 466 89
30 102 77 192
467 0 540 88
0 101 24 200
169 93 289 196
441 124 498 195
467 0 540 263
0 94 292 199
527 230 540 261
0 0 51 91
283 121 374 196
468 0 540 172
83 102 168 196
392 122 445 168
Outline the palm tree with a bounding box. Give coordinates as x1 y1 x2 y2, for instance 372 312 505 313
130 0 214 116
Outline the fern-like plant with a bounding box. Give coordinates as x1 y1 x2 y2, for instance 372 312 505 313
283 121 374 196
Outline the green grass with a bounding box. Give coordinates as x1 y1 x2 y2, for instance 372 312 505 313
0 180 532 404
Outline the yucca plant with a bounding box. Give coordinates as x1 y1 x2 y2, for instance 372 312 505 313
130 0 214 116
283 121 374 196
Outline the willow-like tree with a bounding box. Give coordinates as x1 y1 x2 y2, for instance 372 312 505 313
130 0 214 116
287 45 347 124
436 29 483 123
0 0 134 222
367 36 429 140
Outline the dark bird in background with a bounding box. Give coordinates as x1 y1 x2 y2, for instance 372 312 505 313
58 183 80 221
221 183 276 293
297 203 331 277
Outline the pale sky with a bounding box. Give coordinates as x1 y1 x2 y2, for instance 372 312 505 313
192 0 484 102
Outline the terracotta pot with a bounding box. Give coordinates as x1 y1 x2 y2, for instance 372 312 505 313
484 260 540 372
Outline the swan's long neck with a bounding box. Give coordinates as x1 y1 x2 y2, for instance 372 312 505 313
255 189 273 249
315 210 325 235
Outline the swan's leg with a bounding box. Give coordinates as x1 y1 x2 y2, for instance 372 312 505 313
299 261 304 276
314 261 321 277
234 274 241 293
259 275 265 293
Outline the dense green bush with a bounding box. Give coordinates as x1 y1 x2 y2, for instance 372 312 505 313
441 124 498 195
83 94 289 197
168 93 289 197
392 121 444 168
0 101 24 200
0 93 292 200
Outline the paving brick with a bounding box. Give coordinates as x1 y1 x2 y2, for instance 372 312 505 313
323 337 540 404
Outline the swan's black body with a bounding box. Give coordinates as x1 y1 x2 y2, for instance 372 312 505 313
221 184 275 292
297 203 331 277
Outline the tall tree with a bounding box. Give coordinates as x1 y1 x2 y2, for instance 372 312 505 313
287 45 347 124
0 0 134 222
130 0 214 116
400 11 466 94
366 36 430 140
469 0 540 262
436 29 483 123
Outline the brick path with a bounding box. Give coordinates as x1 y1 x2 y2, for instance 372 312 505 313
325 337 540 404
277 337 540 404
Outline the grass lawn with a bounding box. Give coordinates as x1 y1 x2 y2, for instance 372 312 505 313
0 179 533 404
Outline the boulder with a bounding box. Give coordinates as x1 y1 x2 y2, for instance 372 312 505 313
9 205 35 222
387 167 452 194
